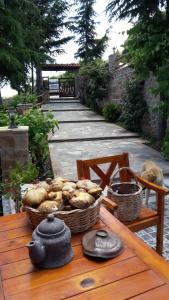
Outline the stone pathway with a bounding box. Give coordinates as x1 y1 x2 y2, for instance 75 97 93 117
42 98 169 180
42 97 169 260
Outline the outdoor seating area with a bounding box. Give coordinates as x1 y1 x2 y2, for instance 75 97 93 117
2 1 169 298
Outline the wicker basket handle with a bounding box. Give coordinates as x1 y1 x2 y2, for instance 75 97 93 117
110 167 138 186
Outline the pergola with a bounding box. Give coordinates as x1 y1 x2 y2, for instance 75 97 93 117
38 63 80 98
41 63 80 72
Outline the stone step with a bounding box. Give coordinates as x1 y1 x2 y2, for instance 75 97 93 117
48 100 80 104
42 102 89 111
46 110 104 122
58 120 106 124
49 135 140 143
49 122 139 142
49 97 79 101
42 108 91 112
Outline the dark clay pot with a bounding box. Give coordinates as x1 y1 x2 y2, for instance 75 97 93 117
27 214 73 269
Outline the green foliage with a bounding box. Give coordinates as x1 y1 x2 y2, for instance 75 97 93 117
122 79 147 132
102 103 121 122
80 59 109 112
122 11 169 137
162 131 169 160
0 108 8 126
7 162 38 189
17 108 59 174
58 71 75 79
10 92 37 108
2 162 38 212
106 0 167 21
71 0 108 62
0 0 71 90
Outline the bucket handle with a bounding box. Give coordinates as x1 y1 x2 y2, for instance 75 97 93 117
110 167 138 186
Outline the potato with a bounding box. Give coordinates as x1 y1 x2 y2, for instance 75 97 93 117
77 179 99 191
23 187 48 207
51 180 64 192
88 187 102 197
38 181 52 193
62 182 76 193
55 176 68 182
38 201 60 213
69 191 95 209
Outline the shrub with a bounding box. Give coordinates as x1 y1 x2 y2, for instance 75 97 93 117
17 108 58 175
80 59 109 113
102 103 121 122
122 78 147 132
10 92 37 108
162 131 169 160
2 162 38 212
0 108 8 126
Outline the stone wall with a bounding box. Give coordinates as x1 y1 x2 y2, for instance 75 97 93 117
0 126 29 180
108 53 162 140
108 63 134 103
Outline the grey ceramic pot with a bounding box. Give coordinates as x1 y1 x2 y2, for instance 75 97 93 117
27 214 73 269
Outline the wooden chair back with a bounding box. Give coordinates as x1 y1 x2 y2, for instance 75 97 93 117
77 152 130 188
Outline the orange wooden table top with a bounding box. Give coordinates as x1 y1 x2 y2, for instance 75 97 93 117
1 206 169 300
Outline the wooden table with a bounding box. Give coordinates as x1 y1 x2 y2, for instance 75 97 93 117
1 207 169 300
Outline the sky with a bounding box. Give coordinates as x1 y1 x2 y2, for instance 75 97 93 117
1 1 132 97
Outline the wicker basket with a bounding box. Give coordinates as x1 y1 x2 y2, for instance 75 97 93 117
107 167 143 222
24 195 102 233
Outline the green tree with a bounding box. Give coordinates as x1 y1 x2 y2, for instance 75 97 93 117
0 0 72 91
106 0 169 21
34 0 71 58
71 0 108 62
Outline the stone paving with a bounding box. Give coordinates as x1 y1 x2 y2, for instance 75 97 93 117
47 110 105 123
43 97 169 260
49 121 139 141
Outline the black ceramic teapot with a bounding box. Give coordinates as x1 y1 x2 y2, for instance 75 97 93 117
27 214 73 268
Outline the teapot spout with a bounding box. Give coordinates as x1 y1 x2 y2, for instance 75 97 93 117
27 240 46 265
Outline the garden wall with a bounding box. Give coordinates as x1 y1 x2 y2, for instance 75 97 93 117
0 126 29 180
108 53 162 140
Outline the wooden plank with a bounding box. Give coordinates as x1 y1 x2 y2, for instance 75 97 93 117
3 247 134 297
0 213 29 232
0 235 31 253
5 256 148 300
100 206 169 281
0 220 105 253
0 226 32 241
65 270 165 300
0 272 4 300
127 216 158 232
130 284 169 299
0 247 28 266
1 244 85 279
0 213 25 224
0 244 83 267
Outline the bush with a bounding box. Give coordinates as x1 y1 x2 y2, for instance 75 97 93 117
80 59 109 113
122 78 147 132
102 103 121 122
0 108 8 126
10 92 37 108
17 108 59 175
2 162 39 212
162 131 169 160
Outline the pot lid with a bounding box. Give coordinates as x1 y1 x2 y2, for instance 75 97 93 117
37 214 65 235
82 229 123 259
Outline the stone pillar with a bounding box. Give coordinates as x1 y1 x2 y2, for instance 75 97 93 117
0 126 29 180
108 52 120 74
